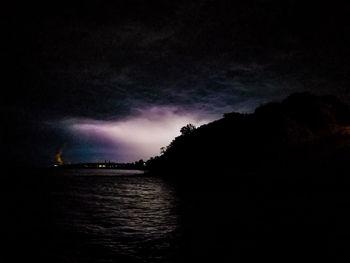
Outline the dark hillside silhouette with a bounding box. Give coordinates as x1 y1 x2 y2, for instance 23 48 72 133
147 92 350 183
145 93 350 261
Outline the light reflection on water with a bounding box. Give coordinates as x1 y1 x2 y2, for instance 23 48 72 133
50 169 181 263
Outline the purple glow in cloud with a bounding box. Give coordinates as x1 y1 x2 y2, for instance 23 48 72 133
64 106 217 162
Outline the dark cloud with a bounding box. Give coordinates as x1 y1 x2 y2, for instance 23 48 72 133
4 0 350 166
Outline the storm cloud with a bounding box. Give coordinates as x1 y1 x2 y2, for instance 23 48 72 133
4 0 350 166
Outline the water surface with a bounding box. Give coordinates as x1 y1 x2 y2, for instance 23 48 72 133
49 169 182 263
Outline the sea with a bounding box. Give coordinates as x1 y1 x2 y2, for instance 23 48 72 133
2 168 188 263
48 169 184 263
3 168 350 262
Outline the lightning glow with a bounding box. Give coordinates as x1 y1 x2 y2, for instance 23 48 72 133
62 106 217 162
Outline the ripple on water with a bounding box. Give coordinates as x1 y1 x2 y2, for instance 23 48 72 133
50 169 181 263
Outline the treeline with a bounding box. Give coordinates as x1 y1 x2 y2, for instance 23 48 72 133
146 92 350 184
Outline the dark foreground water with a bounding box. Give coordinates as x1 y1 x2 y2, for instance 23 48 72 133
3 168 350 262
50 169 183 263
1 169 185 263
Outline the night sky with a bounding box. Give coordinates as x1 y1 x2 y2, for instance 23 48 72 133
3 0 350 166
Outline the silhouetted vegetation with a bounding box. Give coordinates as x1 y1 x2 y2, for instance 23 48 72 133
180 123 196 136
143 93 350 261
146 92 350 185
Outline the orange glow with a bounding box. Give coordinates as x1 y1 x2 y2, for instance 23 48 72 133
56 151 63 165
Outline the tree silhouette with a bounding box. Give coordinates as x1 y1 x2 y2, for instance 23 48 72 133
180 123 196 136
160 147 167 154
